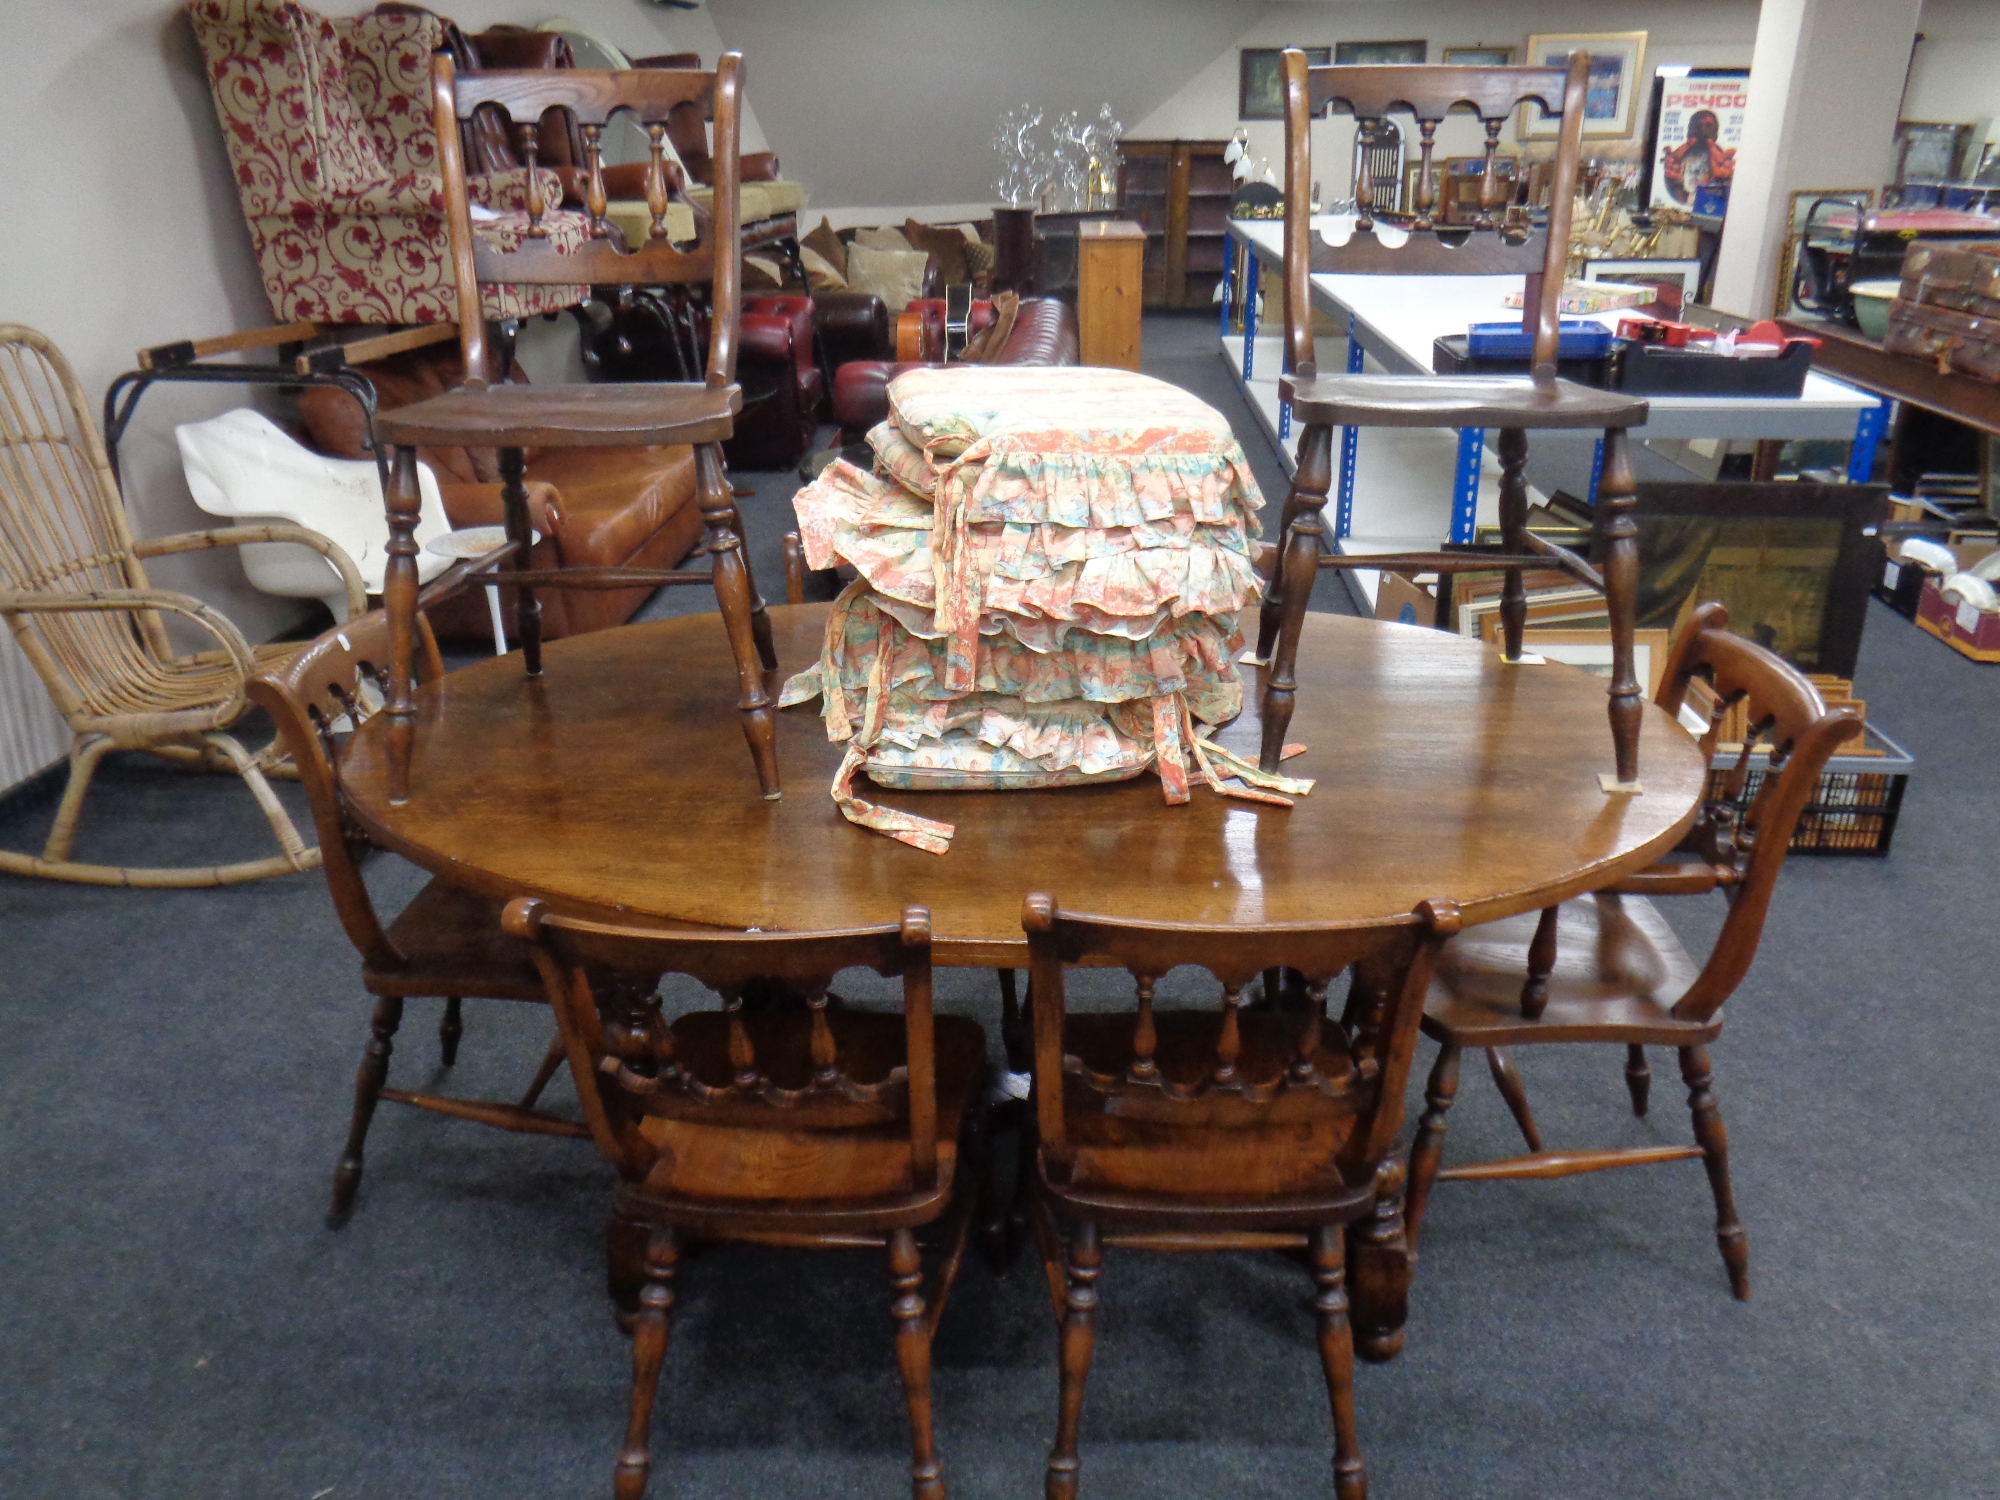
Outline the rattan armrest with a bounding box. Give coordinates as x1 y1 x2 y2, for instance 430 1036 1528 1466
0 584 261 720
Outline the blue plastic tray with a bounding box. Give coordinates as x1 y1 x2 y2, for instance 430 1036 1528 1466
1466 319 1614 359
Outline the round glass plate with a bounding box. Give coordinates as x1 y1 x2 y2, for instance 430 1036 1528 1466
424 526 540 560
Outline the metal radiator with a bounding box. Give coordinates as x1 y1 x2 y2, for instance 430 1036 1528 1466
0 632 67 796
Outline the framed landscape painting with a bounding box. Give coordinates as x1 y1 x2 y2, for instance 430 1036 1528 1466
1443 45 1516 66
1520 31 1647 139
1240 46 1331 120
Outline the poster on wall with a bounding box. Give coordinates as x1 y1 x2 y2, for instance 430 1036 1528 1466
1651 71 1749 215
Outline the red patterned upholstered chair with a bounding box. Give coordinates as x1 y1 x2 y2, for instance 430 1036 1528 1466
190 0 713 642
187 0 587 327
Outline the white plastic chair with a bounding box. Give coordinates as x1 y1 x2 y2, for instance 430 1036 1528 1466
176 408 452 622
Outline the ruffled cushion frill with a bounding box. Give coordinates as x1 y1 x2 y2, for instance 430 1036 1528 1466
779 366 1311 855
798 460 1263 690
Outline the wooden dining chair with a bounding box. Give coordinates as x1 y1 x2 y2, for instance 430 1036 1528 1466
0 323 364 886
502 896 989 1500
375 52 782 807
1021 894 1460 1500
1255 50 1652 792
247 607 585 1226
1401 605 1859 1300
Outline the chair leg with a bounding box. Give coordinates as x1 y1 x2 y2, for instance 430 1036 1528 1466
519 1031 568 1111
889 1227 947 1500
1596 427 1643 788
1259 424 1333 774
696 443 781 800
1625 1044 1651 1117
614 1227 678 1500
329 994 404 1225
1254 465 1315 663
203 731 316 872
438 997 463 1068
1310 1224 1369 1500
1679 1046 1749 1301
1347 1152 1412 1364
41 734 112 863
1485 1047 1542 1151
1518 904 1558 1019
1495 427 1532 661
1402 1044 1461 1257
984 969 1033 1268
1046 1220 1101 1500
499 446 543 677
719 482 779 675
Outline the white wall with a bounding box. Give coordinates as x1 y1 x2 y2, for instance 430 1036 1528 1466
1906 0 2000 146
0 0 750 788
707 0 1268 215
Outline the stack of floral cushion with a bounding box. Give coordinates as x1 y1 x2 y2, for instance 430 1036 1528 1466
781 365 1311 852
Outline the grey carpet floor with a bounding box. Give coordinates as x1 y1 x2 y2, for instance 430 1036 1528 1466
2 315 1995 1499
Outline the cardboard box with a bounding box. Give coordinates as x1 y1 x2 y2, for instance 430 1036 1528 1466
1915 575 2000 661
1374 570 1437 627
1879 538 2000 619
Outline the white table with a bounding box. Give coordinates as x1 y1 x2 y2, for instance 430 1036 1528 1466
1222 217 1889 546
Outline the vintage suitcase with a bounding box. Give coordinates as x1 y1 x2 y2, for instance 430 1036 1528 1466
1884 239 2000 381
1896 239 2000 319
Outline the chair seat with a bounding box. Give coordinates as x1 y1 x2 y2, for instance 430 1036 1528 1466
375 381 742 449
1423 892 1718 1049
367 877 544 1001
1281 371 1649 430
626 1010 988 1213
1045 1012 1376 1215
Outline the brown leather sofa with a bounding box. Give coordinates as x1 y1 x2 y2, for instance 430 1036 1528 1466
830 296 1079 441
296 345 703 642
730 294 823 470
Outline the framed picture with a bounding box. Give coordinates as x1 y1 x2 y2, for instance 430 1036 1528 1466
1464 585 1605 641
1770 188 1874 316
1894 120 1977 183
1520 31 1647 139
1443 45 1516 66
1240 47 1331 120
1582 257 1704 317
1630 482 1890 678
1517 629 1672 700
1334 40 1428 66
1650 71 1748 214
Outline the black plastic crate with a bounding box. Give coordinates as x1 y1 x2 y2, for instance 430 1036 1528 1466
1616 339 1813 397
1707 723 1913 856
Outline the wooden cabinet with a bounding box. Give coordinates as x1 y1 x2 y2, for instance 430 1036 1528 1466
1077 221 1147 368
1116 138 1231 309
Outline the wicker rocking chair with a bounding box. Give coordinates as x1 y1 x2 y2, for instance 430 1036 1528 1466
0 325 364 886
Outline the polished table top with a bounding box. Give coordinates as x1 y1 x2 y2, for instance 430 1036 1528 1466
340 605 1707 964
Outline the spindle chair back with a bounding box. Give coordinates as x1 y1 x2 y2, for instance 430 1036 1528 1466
375 52 781 809
1404 605 1860 1301
248 606 583 1225
1021 893 1460 1500
1255 49 1654 797
503 896 987 1500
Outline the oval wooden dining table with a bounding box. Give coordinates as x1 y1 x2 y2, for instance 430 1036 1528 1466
339 603 1708 963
